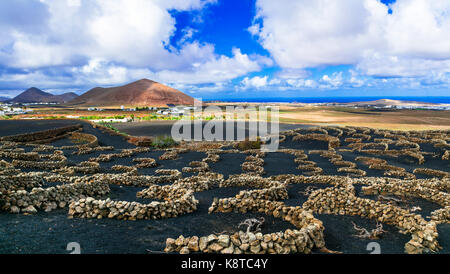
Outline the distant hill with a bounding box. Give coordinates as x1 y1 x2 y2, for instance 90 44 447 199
349 99 440 106
54 92 79 103
9 88 78 103
67 79 198 107
0 96 11 102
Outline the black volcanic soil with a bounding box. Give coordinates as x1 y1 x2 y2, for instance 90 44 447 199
0 120 448 254
112 121 308 138
315 214 411 254
0 120 84 137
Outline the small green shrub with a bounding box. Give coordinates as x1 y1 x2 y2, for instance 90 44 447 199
98 122 129 136
141 115 158 121
235 138 262 151
152 135 178 148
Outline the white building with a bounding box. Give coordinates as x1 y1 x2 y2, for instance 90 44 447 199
91 118 131 123
183 106 197 110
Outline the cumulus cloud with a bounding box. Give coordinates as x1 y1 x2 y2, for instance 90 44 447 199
0 0 50 34
156 48 264 84
320 72 344 88
0 0 266 91
238 74 321 91
171 81 229 95
240 75 269 89
1 0 215 69
71 59 152 86
275 68 310 80
3 0 450 94
357 51 450 78
385 0 450 60
252 0 387 68
0 69 78 90
252 0 450 81
348 70 365 88
285 79 318 89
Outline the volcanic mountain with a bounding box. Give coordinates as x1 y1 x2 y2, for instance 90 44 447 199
10 88 78 103
54 92 79 103
68 79 198 107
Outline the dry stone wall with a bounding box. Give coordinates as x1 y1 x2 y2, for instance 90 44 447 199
1 176 109 213
68 191 198 220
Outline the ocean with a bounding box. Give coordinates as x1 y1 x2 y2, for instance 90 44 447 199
203 96 450 104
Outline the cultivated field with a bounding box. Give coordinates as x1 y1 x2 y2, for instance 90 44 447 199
0 120 449 254
277 106 450 130
5 104 450 131
111 121 306 138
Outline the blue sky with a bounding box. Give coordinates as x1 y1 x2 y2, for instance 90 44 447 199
0 0 449 99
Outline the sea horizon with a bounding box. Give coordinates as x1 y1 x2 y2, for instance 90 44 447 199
202 96 450 104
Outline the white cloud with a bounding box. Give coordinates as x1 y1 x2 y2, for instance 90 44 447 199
247 24 260 36
0 47 265 93
252 0 387 68
385 0 450 60
0 0 266 90
238 74 320 91
0 70 76 90
240 76 268 89
171 81 229 95
252 0 450 79
275 68 310 80
285 79 318 89
320 72 343 88
155 48 264 84
349 70 365 87
4 0 450 94
2 0 216 70
357 51 450 77
71 59 152 85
